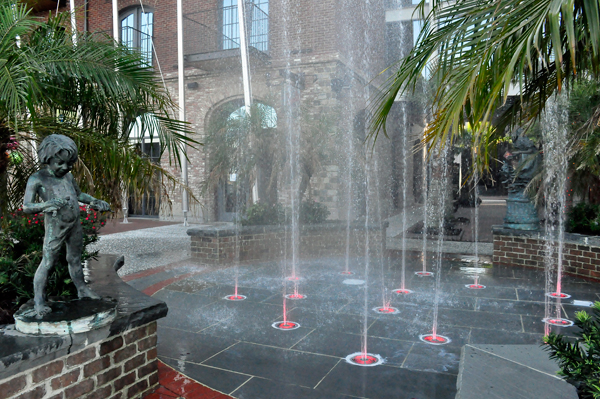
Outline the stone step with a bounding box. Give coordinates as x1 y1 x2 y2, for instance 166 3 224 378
456 344 578 399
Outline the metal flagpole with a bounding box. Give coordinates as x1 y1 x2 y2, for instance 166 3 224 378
69 0 77 45
237 0 252 114
177 0 189 226
112 0 129 223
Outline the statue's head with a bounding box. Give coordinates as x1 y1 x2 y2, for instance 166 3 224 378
37 134 78 166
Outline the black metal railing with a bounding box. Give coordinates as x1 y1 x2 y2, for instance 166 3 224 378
183 3 269 57
120 26 153 66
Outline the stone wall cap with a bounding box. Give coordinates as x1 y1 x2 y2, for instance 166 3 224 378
187 220 388 238
492 225 600 246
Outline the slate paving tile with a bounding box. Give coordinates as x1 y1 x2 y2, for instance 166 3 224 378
126 269 186 291
367 318 471 347
468 327 544 345
161 356 251 396
338 300 431 319
436 308 523 331
474 298 546 316
521 315 582 337
275 307 374 335
233 377 355 399
203 342 340 388
159 300 278 333
518 287 600 302
164 278 216 294
291 330 413 367
400 342 462 374
391 292 477 311
441 283 518 300
201 316 313 349
315 361 457 399
157 327 238 364
263 294 352 313
152 289 217 309
189 285 276 302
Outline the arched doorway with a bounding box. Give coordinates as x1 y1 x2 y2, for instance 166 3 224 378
206 100 278 221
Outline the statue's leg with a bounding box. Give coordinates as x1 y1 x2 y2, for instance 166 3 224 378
34 240 60 317
66 223 100 299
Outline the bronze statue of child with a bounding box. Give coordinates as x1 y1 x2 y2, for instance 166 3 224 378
23 134 110 317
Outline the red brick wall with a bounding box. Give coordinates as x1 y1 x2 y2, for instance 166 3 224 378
191 226 385 264
493 234 600 282
0 321 159 399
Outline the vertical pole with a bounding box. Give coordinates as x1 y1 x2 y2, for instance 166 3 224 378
113 0 130 224
112 0 119 41
177 0 189 226
69 0 77 44
237 0 252 113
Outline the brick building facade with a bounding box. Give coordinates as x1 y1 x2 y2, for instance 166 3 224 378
41 0 424 223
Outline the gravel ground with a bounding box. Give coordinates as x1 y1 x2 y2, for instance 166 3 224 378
90 223 209 276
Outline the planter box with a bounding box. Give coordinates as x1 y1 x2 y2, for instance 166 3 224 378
187 222 388 264
492 226 600 282
0 256 168 399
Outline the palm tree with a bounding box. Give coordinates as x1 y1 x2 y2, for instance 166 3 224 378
371 0 600 169
0 1 197 215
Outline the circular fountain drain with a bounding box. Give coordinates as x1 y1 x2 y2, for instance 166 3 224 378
419 334 451 345
224 295 247 301
272 321 300 330
343 279 365 285
465 284 486 290
393 288 413 295
286 276 300 281
543 318 574 327
340 271 355 276
415 271 434 277
345 352 384 367
285 293 306 300
546 292 571 299
373 306 399 314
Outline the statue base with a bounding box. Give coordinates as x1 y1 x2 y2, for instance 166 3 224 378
14 298 117 335
503 192 539 231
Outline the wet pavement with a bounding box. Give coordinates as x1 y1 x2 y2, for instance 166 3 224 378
122 253 600 399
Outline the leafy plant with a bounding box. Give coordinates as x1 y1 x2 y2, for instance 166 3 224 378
0 2 198 216
544 302 600 398
0 207 105 324
299 199 330 224
371 0 600 174
240 202 287 226
567 203 600 235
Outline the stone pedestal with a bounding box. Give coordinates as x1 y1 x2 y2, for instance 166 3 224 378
14 298 117 335
503 192 539 230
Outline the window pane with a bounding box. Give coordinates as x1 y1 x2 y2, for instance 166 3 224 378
141 11 153 66
121 13 135 48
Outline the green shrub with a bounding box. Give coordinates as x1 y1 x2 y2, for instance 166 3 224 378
567 203 600 235
0 207 105 323
544 302 600 398
299 199 330 224
240 200 330 226
240 202 287 226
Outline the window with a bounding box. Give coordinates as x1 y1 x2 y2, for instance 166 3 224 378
221 0 269 52
120 7 153 66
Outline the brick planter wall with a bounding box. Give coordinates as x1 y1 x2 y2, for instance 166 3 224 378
0 321 158 399
492 226 600 282
188 222 387 264
0 255 168 399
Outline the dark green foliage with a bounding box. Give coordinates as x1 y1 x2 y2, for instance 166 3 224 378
240 200 330 226
544 302 600 398
0 208 105 323
299 199 330 225
240 202 287 226
567 203 600 236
